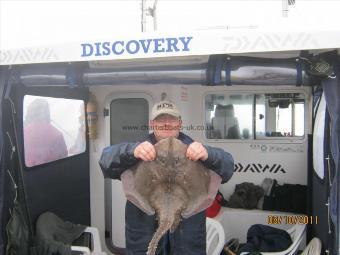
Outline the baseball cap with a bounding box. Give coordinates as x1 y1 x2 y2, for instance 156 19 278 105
151 100 181 120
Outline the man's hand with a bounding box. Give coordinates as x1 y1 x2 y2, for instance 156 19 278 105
134 141 156 161
186 142 208 161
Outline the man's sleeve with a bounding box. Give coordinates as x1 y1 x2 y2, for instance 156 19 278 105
201 145 234 184
99 142 140 180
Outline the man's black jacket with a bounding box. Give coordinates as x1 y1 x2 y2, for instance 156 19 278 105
99 132 234 255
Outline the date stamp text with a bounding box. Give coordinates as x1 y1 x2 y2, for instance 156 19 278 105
268 215 318 224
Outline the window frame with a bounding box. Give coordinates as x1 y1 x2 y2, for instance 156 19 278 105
204 92 255 141
203 89 308 144
255 93 306 140
104 92 154 147
23 94 87 168
109 96 150 144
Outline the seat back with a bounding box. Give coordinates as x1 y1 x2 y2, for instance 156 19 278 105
212 105 227 138
206 217 225 255
212 104 241 139
286 224 306 255
300 238 321 255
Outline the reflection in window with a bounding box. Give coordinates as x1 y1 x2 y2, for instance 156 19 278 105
276 105 292 136
205 93 305 140
294 103 304 136
256 93 305 138
205 94 253 139
23 95 85 167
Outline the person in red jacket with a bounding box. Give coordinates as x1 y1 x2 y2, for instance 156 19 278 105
24 98 68 167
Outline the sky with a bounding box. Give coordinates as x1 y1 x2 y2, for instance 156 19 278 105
1 0 340 50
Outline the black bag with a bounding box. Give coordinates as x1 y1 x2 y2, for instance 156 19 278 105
238 224 292 254
263 183 307 214
229 183 264 209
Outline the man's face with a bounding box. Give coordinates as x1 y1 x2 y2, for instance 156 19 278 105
151 114 182 141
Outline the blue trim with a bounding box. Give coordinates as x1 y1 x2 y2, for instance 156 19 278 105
213 57 223 85
65 63 79 88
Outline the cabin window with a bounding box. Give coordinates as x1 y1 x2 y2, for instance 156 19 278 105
255 93 305 138
23 95 86 167
205 92 305 140
205 94 253 139
110 98 149 144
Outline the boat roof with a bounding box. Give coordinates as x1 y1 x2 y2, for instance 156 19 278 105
1 1 340 65
1 27 340 66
